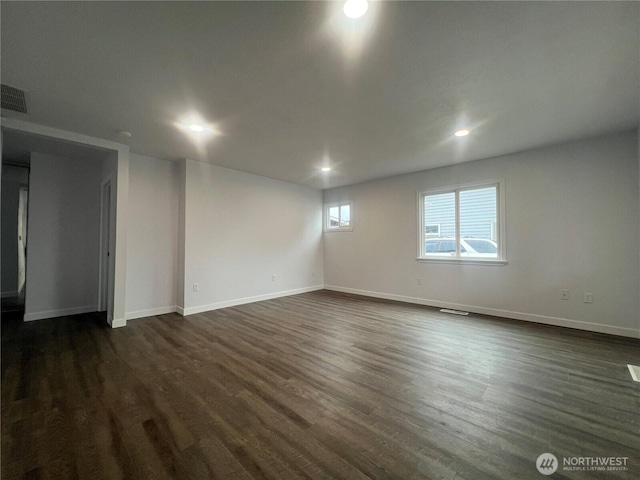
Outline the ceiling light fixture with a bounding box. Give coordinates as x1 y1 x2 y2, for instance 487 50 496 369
179 122 218 136
454 129 470 137
175 114 221 143
321 166 332 172
343 0 368 19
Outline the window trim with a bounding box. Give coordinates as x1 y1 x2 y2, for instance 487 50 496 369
324 201 353 232
416 180 507 265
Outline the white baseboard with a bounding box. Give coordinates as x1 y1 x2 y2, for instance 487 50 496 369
324 285 640 339
183 285 324 316
24 305 98 322
1 291 19 298
125 306 177 320
110 318 127 328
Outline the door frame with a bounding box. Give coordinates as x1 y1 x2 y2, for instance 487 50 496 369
99 178 112 314
3 117 129 328
17 183 29 300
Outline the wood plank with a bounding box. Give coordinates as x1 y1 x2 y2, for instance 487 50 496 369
2 292 639 479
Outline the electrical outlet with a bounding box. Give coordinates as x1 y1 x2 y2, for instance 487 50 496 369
272 274 276 282
584 292 593 303
560 289 569 300
417 277 423 285
193 283 199 292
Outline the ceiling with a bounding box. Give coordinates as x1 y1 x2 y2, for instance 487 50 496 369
1 1 638 189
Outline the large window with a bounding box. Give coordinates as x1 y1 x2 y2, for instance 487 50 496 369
324 201 352 231
418 181 505 263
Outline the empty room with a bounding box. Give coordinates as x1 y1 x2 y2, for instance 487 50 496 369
1 1 639 479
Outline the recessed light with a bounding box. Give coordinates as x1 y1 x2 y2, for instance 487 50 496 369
175 114 220 141
343 0 368 19
454 129 470 137
178 122 218 136
321 166 332 172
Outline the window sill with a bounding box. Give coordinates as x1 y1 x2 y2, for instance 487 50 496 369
324 227 353 232
416 257 508 266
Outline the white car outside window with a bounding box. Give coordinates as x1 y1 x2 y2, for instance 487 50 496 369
425 238 497 258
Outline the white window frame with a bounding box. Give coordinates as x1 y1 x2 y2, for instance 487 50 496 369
324 201 353 232
417 180 507 265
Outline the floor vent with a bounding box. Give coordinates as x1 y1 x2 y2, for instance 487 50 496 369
1 84 28 114
440 308 469 316
627 365 640 383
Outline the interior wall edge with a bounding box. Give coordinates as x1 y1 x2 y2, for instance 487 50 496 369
111 318 127 328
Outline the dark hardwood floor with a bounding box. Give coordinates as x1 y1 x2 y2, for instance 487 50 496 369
2 290 639 479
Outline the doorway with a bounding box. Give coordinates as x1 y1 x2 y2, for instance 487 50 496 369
2 125 125 327
1 162 30 318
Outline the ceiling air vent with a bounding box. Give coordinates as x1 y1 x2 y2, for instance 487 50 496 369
1 84 28 114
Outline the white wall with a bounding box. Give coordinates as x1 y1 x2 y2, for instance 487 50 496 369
25 152 102 321
181 159 324 315
125 154 179 319
324 131 640 338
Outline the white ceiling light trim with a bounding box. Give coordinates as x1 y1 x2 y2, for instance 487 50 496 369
175 112 221 141
454 129 470 137
343 0 368 19
182 123 218 136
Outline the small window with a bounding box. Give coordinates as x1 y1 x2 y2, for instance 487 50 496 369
324 201 352 231
418 181 505 263
425 224 440 236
